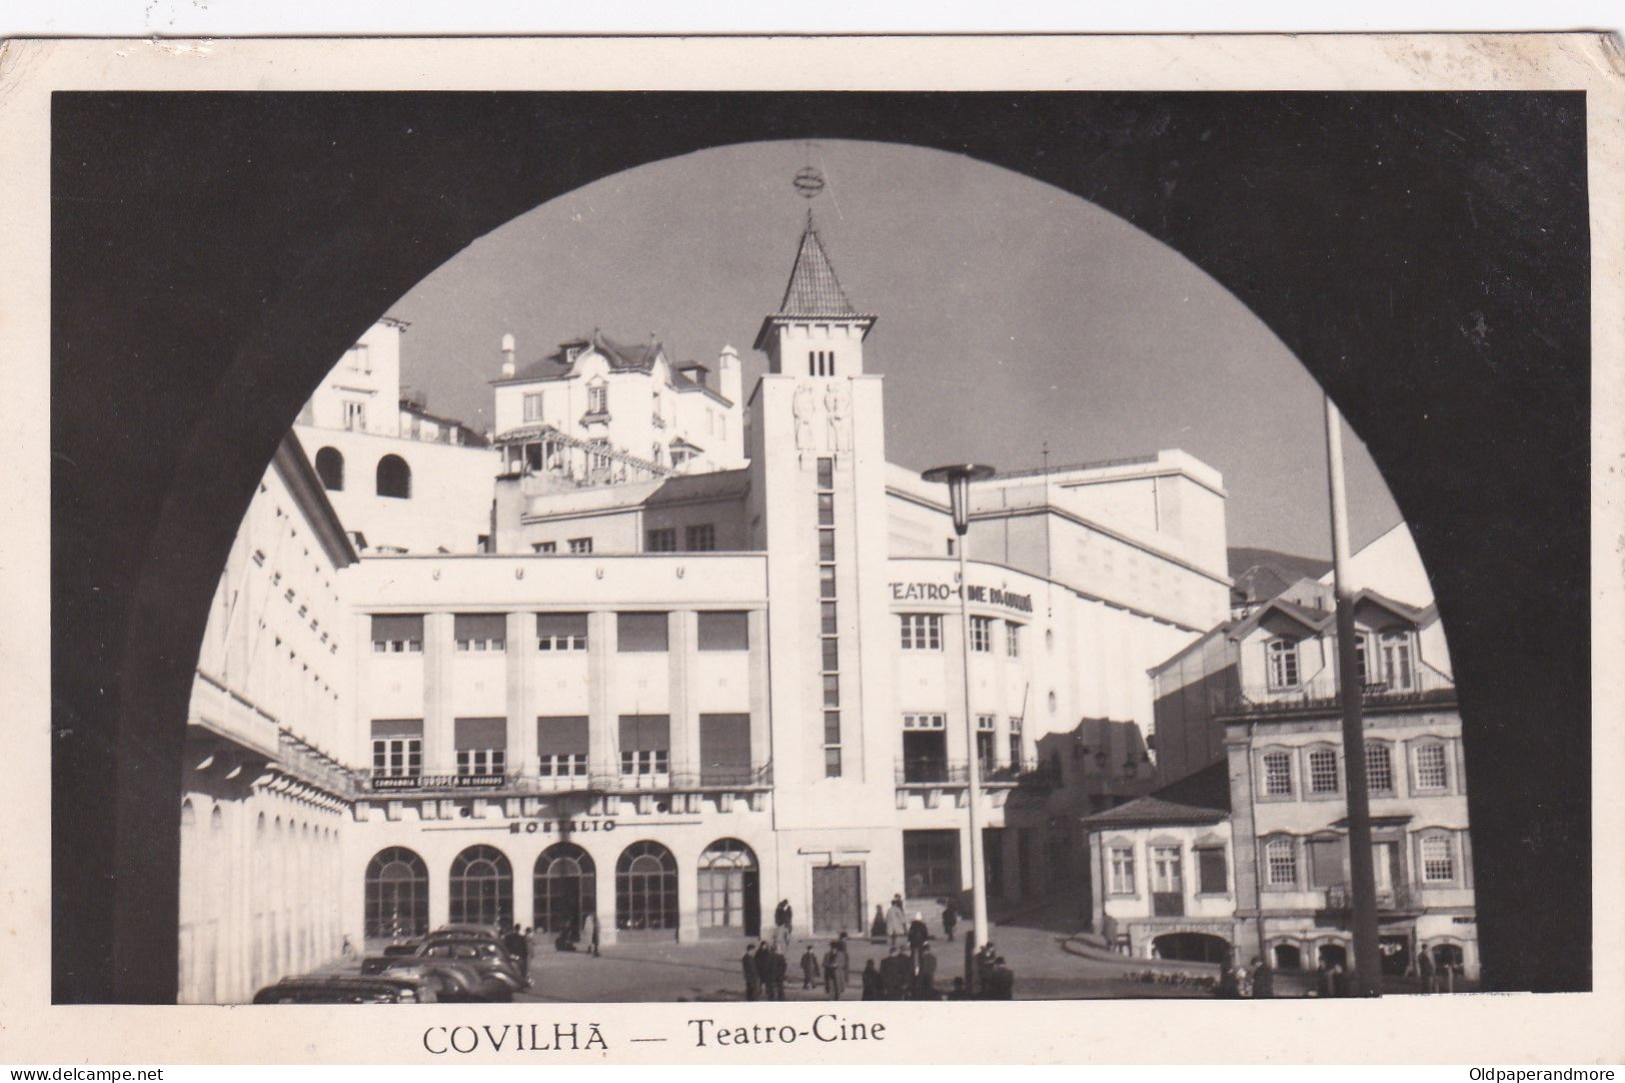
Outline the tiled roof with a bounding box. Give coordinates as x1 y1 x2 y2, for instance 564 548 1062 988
776 224 858 317
1080 795 1228 828
502 330 664 384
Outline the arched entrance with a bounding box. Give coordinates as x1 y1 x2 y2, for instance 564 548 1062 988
364 847 429 940
615 841 678 939
1272 942 1303 971
1317 941 1348 969
1151 931 1229 964
533 843 596 938
449 845 512 928
696 838 761 938
314 446 344 491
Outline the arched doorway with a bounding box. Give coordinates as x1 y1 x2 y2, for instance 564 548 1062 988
1151 931 1229 964
533 843 595 938
449 845 512 928
1431 942 1465 972
314 446 344 491
1272 942 1303 971
364 846 429 941
696 838 760 938
615 841 678 938
1317 941 1348 969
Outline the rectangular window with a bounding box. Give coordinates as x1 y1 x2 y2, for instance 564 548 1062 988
824 747 842 778
1381 632 1415 690
1006 622 1021 658
1308 748 1340 794
1008 716 1024 766
902 713 947 731
970 616 993 653
454 613 507 653
900 613 943 650
1262 751 1293 796
587 384 607 414
821 637 839 671
698 713 752 785
817 493 835 526
685 523 716 552
618 714 670 775
1414 744 1449 790
1308 836 1346 889
819 566 837 599
1366 743 1394 793
822 674 840 708
371 614 424 654
537 715 589 777
370 720 423 778
533 541 557 554
1196 847 1228 894
343 400 367 431
816 457 834 491
1265 839 1298 887
1420 835 1455 882
903 830 962 897
1151 846 1183 894
823 710 842 745
1108 847 1136 895
568 537 593 554
454 717 507 777
646 527 677 552
536 612 588 651
1267 638 1300 689
1355 634 1371 685
617 612 669 652
697 611 749 651
522 392 543 422
818 528 836 562
821 601 838 636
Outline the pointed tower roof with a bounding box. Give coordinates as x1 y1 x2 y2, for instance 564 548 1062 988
755 216 875 350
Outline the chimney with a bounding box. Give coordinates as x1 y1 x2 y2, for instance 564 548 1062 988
718 344 742 417
501 333 516 379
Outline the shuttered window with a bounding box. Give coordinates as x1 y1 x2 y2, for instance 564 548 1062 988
697 611 749 651
1196 847 1228 894
1307 836 1346 889
619 715 670 775
536 613 588 651
454 613 506 652
454 717 507 776
617 612 669 652
699 713 752 784
537 715 589 777
371 614 423 653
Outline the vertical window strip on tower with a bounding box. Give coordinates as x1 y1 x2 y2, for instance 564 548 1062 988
817 456 841 777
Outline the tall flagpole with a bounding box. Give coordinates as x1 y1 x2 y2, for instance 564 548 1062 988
1324 395 1382 996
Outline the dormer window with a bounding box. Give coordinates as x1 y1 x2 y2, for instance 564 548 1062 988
1379 631 1415 690
1266 637 1300 689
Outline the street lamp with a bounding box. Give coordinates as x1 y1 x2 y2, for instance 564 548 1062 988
921 462 996 984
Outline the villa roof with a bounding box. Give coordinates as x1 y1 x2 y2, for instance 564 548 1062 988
498 330 666 385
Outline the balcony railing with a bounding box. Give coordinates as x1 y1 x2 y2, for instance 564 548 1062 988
1218 666 1456 718
895 758 1042 787
365 762 773 796
1323 881 1422 913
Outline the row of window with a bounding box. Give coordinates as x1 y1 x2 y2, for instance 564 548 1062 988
899 613 1023 656
313 447 412 499
365 838 758 937
371 611 751 654
1265 630 1417 691
817 456 844 779
530 538 595 554
371 712 753 781
646 524 716 552
1260 830 1465 889
1107 842 1230 897
1258 739 1455 800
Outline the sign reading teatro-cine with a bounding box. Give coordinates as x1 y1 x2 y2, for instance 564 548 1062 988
888 580 1034 614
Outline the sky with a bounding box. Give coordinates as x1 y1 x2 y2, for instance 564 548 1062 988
387 139 1402 560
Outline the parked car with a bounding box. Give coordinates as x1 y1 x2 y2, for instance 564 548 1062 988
252 974 436 1004
361 955 510 1002
416 933 526 996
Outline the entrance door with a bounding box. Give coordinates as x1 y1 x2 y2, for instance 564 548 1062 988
811 865 863 935
742 870 762 938
1380 934 1412 977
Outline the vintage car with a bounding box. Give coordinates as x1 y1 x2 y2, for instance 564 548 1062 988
414 935 525 997
252 974 436 1004
360 955 511 1002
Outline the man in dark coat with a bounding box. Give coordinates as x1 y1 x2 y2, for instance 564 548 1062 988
861 959 881 1000
774 899 793 949
907 911 930 970
880 947 910 1000
502 923 531 986
801 945 821 989
915 943 938 999
941 900 960 942
823 944 845 1000
742 943 761 1001
755 941 777 1000
988 956 1014 1000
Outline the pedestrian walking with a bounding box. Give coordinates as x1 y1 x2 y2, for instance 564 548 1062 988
907 911 930 970
870 905 888 942
755 941 777 1001
742 943 761 1001
823 943 845 1000
581 912 599 957
941 899 959 942
915 943 938 1000
885 897 907 949
1418 950 1436 993
768 945 788 1001
836 930 852 982
861 959 881 1001
801 945 820 989
774 899 793 950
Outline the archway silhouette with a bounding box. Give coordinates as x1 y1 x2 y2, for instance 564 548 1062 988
51 91 1589 1000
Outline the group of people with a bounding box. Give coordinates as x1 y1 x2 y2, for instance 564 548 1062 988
746 933 852 1001
871 894 961 948
860 943 944 999
1216 957 1272 998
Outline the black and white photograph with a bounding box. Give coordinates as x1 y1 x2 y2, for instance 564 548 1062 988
2 31 1621 1065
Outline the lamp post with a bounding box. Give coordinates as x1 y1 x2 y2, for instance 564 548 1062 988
922 462 996 986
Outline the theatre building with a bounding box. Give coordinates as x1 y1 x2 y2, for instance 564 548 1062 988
181 212 1237 995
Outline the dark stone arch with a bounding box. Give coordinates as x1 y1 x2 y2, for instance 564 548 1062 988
313 446 344 491
51 91 1588 1000
375 453 411 499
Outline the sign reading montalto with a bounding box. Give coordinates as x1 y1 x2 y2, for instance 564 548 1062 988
889 580 1034 614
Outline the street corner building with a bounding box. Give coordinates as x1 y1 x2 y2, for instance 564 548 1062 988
176 213 1470 1003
